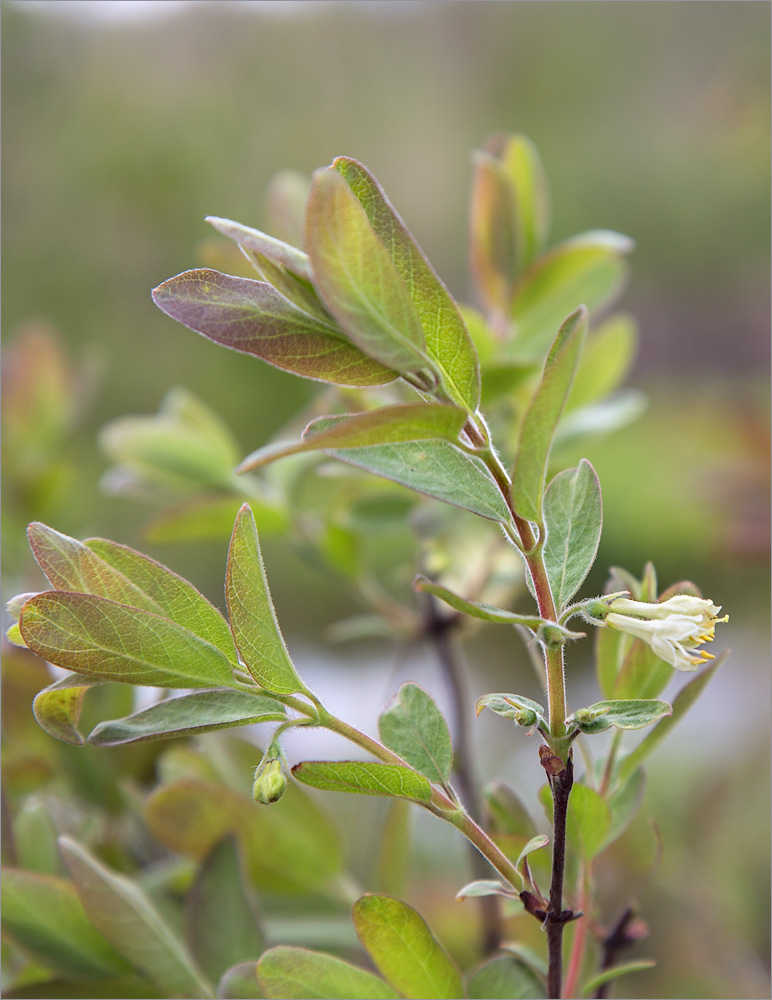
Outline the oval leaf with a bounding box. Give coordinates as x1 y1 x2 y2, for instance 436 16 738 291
59 837 213 998
152 270 397 388
568 699 672 736
257 946 399 1000
292 761 431 804
543 460 602 610
511 307 587 523
305 168 428 373
353 895 463 1000
467 955 546 1000
33 673 104 746
456 879 516 900
414 575 545 628
20 593 237 689
88 690 285 746
475 693 546 731
205 216 312 279
333 157 480 412
226 505 307 695
238 404 468 472
378 683 453 786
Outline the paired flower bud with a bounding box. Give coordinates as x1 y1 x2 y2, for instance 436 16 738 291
252 757 286 805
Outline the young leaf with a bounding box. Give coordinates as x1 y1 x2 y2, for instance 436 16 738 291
414 575 545 629
88 690 285 746
567 699 672 735
511 307 587 523
456 879 516 900
542 459 602 610
152 270 397 387
601 767 646 849
206 216 313 280
483 782 538 840
467 955 546 1000
143 495 287 545
511 231 633 355
237 404 468 472
595 608 626 698
226 504 308 695
20 593 237 689
515 835 550 879
378 683 453 786
218 961 264 1000
352 894 463 1000
145 780 342 895
33 673 104 746
475 693 547 731
580 959 656 997
565 313 637 412
613 635 673 701
304 168 428 373
470 133 550 314
540 783 610 861
185 837 265 985
1 868 132 980
617 654 726 784
332 157 481 412
291 761 432 804
257 946 399 1000
322 440 513 524
59 837 213 998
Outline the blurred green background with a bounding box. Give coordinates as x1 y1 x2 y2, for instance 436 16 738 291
2 2 769 998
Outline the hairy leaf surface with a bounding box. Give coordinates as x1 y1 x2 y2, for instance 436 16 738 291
378 683 453 786
292 761 432 803
542 460 602 610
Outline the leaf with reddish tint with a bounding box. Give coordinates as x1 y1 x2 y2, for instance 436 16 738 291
206 217 312 280
257 947 399 1000
352 895 463 999
331 158 481 412
304 168 428 374
88 690 285 746
185 837 265 985
226 505 307 695
152 269 397 387
33 673 103 746
59 837 213 998
144 779 342 895
237 403 467 472
20 593 237 689
511 307 587 523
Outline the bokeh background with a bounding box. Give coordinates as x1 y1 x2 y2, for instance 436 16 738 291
3 2 770 998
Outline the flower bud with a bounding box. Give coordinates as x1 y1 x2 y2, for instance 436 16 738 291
584 600 609 621
252 758 286 805
515 708 538 728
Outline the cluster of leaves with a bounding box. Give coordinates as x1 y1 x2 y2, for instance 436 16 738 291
3 134 724 999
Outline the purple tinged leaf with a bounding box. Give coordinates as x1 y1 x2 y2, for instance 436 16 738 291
237 403 468 472
206 217 312 280
304 168 429 373
333 157 481 412
152 269 397 388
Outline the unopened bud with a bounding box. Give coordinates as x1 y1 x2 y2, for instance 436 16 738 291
538 624 567 648
515 708 538 728
252 759 286 805
585 601 609 621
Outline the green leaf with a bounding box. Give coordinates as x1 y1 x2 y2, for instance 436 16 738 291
413 575 546 629
1 868 132 979
59 837 213 998
206 216 313 280
515 835 550 879
580 959 656 996
377 800 411 898
257 947 399 1000
33 673 103 746
144 779 342 895
185 837 265 985
304 167 428 373
218 962 264 1000
88 690 285 746
84 536 238 660
553 389 648 449
511 307 587 522
152 270 397 388
143 496 288 545
292 761 431 803
352 894 463 1000
483 782 538 839
226 504 307 695
0 977 160 999
511 231 633 355
322 439 513 524
566 313 637 412
19 593 237 689
617 654 726 785
470 133 550 314
238 404 468 472
543 460 602 610
568 699 672 735
475 693 547 731
333 157 480 412
595 619 625 699
456 879 516 900
378 683 452 786
602 767 646 849
540 783 611 860
467 955 546 1000
613 631 674 701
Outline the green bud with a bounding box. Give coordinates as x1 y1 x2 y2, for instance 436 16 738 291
584 601 609 621
538 623 567 648
252 759 286 805
515 708 538 728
